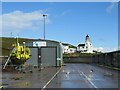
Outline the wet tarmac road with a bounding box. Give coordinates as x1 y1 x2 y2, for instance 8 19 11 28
2 64 120 89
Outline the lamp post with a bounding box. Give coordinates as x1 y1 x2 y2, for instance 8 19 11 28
43 14 47 40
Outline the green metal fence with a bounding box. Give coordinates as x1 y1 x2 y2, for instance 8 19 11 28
92 50 120 69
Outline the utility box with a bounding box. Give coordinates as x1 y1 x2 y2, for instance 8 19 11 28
26 39 63 68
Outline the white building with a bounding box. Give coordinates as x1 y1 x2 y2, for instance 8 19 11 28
93 47 103 53
62 43 77 54
77 35 93 53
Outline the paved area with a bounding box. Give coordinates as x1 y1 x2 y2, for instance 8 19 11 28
2 64 120 89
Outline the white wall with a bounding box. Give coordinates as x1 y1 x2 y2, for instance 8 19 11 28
63 45 76 53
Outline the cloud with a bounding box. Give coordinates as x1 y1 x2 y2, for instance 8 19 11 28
102 47 118 52
1 10 50 37
54 9 72 18
61 10 72 16
93 47 104 52
93 47 118 53
106 1 118 13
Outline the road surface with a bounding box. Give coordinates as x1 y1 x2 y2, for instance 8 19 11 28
2 63 120 89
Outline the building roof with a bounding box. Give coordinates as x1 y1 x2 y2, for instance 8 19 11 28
78 44 85 47
62 43 70 46
86 35 89 37
86 35 91 42
33 39 60 43
62 43 77 48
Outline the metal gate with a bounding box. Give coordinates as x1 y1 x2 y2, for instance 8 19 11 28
27 47 39 66
40 47 57 67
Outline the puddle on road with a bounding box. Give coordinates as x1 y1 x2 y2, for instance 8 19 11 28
2 77 7 79
9 74 24 80
15 81 31 88
10 77 23 80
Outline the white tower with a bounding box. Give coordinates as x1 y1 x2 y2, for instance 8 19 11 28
85 35 93 53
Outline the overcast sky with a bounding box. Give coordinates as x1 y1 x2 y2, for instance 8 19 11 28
1 2 119 52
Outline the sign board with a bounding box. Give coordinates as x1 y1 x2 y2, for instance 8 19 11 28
33 41 46 47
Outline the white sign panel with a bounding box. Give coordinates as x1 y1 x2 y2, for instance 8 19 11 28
33 41 46 47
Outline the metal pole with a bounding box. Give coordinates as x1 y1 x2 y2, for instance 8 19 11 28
44 16 45 40
10 32 12 37
43 14 47 40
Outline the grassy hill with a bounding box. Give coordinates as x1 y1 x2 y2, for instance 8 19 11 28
1 37 35 56
1 37 99 57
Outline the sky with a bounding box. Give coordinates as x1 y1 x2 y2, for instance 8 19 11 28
1 2 119 52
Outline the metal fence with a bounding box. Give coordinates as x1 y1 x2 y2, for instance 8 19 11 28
92 50 120 69
64 57 92 63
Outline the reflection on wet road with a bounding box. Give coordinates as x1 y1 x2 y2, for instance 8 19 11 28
46 64 119 89
2 64 119 89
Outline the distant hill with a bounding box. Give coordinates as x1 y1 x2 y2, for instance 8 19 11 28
1 37 35 56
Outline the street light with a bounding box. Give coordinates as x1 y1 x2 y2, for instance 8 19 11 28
43 14 47 40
